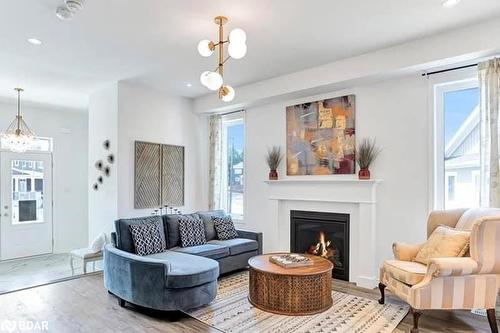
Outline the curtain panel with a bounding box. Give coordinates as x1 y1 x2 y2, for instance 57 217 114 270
208 114 223 210
479 58 500 207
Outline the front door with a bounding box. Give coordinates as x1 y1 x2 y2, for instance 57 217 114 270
0 151 53 260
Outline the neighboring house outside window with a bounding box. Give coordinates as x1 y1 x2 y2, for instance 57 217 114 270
443 97 480 209
434 76 480 209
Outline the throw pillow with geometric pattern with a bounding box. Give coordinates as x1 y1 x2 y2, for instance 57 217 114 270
129 220 167 256
213 216 239 240
179 216 207 247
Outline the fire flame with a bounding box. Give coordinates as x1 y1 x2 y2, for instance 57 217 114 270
308 231 334 258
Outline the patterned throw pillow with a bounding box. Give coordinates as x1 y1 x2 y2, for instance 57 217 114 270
129 220 167 256
414 225 470 265
213 216 239 240
179 216 207 247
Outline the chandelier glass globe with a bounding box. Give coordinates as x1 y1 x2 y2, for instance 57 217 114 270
229 28 247 44
221 85 235 102
197 40 214 57
200 71 211 87
205 71 223 91
228 42 247 59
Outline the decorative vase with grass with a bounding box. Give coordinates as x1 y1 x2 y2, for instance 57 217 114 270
266 146 283 180
356 138 381 180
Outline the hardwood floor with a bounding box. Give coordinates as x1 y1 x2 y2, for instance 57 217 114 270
0 273 219 333
0 272 496 332
0 253 102 294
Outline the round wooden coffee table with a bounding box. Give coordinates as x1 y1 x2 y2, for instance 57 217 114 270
248 253 333 315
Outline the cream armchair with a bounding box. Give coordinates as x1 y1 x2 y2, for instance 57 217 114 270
379 208 500 333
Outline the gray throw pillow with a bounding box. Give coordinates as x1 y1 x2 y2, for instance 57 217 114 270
179 216 207 247
213 216 239 240
129 220 167 256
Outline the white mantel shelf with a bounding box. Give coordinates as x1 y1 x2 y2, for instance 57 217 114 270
264 176 383 289
264 178 383 184
264 178 383 204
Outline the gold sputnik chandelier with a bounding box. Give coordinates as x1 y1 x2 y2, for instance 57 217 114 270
198 16 247 102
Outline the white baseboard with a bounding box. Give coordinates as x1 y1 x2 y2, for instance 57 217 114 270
355 275 378 289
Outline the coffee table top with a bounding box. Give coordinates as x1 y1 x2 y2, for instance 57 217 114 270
248 253 333 276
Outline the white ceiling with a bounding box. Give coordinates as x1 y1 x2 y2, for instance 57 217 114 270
1 0 500 110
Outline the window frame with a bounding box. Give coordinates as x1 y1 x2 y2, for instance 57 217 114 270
428 68 479 210
220 111 246 223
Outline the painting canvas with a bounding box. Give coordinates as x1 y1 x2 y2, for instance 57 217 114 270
286 95 355 175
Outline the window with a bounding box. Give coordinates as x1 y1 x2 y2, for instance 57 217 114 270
221 112 245 221
11 160 45 224
433 74 480 209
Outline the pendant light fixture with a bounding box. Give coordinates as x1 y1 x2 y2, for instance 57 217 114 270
1 88 36 153
198 16 247 102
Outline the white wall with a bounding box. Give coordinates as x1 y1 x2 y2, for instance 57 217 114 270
116 82 206 218
242 75 430 268
88 83 118 242
87 82 206 240
0 102 88 253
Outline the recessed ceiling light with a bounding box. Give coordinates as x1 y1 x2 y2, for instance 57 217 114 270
186 83 192 87
27 38 42 45
442 0 461 7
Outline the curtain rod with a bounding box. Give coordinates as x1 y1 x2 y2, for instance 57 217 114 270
422 63 477 77
219 109 244 116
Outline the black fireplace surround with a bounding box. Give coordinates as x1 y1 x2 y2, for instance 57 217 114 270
290 210 349 281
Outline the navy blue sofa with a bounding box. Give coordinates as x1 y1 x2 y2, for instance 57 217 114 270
104 210 262 311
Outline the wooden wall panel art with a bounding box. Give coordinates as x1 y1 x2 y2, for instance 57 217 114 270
134 141 185 209
161 144 185 206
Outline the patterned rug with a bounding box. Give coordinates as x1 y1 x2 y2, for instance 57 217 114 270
188 271 409 333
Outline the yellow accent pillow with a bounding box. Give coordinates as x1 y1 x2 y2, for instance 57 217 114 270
414 225 470 265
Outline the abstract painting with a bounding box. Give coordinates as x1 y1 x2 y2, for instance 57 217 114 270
286 95 355 175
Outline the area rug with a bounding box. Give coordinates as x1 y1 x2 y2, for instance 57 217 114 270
188 271 409 333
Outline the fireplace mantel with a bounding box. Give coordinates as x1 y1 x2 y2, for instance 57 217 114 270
264 177 383 289
265 178 382 204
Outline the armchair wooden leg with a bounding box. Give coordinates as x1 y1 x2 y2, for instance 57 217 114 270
410 307 422 333
487 309 499 333
378 283 386 304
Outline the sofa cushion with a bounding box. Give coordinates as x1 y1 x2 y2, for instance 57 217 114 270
382 260 427 286
209 238 258 255
129 220 167 256
414 225 470 265
196 210 226 241
145 251 219 289
455 208 500 231
115 216 166 253
163 213 200 248
171 243 229 259
179 216 207 247
213 216 239 240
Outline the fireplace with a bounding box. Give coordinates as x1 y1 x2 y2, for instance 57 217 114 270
290 210 349 281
